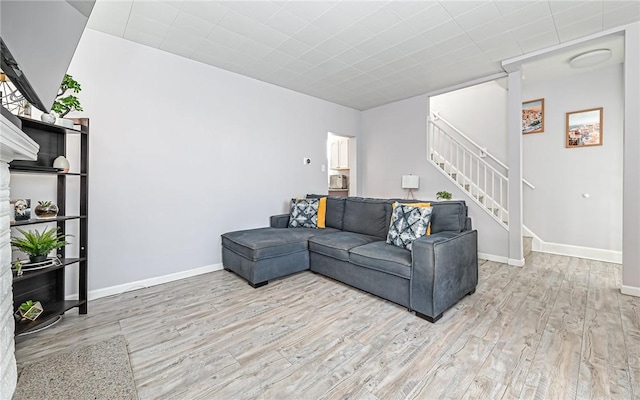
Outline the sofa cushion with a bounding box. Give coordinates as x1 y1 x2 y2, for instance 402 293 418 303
222 227 337 261
387 203 433 250
342 197 392 239
308 231 381 261
390 199 467 233
307 195 346 230
349 241 412 278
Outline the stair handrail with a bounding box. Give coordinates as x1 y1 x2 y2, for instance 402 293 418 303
430 112 535 189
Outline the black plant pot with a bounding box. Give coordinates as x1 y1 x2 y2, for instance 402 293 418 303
29 255 47 264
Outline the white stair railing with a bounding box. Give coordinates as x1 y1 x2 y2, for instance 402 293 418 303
428 113 535 229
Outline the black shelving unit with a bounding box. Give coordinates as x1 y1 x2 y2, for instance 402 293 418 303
10 116 89 336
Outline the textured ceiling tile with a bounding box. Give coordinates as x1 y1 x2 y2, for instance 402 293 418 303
330 1 386 21
130 1 179 25
282 1 335 22
557 15 605 42
171 12 216 37
87 0 131 37
263 8 308 36
351 57 385 73
354 35 393 55
547 0 589 14
218 10 263 37
298 48 331 65
294 24 328 47
310 6 358 33
552 1 603 27
334 23 377 46
226 1 282 23
509 16 557 42
163 28 205 50
440 1 488 18
252 25 289 48
160 39 195 59
476 33 520 53
517 30 560 54
465 17 510 42
277 38 312 58
239 40 275 59
603 2 640 28
454 2 502 31
333 47 369 65
378 21 420 47
180 1 229 24
357 5 404 33
394 34 432 55
493 0 538 16
314 37 351 58
207 26 249 48
405 3 452 33
422 19 465 45
502 2 552 29
386 1 439 20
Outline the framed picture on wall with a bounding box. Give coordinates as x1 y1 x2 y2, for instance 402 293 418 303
566 107 603 148
522 98 544 134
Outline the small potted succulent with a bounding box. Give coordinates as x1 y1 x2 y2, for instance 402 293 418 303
10 227 71 264
436 191 452 201
15 300 44 321
34 200 59 219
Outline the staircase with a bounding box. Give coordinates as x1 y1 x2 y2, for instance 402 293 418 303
428 112 535 229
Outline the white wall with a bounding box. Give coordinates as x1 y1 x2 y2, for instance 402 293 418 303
360 94 508 259
430 80 508 165
62 29 361 293
522 64 624 251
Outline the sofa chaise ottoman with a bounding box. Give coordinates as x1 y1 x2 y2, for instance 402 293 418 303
221 196 478 322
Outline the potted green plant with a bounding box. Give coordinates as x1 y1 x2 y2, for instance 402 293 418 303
10 227 72 264
15 300 43 321
49 74 83 128
436 191 452 200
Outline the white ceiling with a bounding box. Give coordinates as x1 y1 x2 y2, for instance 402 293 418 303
87 0 640 110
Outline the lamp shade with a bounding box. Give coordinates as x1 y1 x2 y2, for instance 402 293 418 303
402 175 419 189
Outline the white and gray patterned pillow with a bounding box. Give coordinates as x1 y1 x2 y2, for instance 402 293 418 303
288 198 319 228
386 202 433 250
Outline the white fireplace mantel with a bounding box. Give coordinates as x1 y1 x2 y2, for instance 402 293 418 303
0 113 39 399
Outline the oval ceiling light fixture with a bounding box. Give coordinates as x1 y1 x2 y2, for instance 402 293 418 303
569 49 613 68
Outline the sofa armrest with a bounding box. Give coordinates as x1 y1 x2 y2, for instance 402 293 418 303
270 214 290 228
465 217 473 230
410 230 478 320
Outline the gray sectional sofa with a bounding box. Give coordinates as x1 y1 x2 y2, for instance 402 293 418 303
221 196 478 322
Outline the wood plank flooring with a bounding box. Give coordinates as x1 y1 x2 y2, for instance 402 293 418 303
14 252 640 399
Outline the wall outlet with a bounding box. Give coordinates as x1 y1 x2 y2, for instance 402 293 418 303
303 157 311 165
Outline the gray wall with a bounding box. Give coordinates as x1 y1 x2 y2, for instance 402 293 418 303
61 29 362 293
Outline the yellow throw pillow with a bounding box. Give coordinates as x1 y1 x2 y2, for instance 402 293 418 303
392 202 432 235
318 197 327 228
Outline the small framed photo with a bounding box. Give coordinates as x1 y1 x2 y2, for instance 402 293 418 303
566 107 603 148
11 199 31 221
522 98 544 134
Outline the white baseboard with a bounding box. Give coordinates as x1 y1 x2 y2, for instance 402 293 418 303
534 241 622 264
66 263 224 301
524 225 621 264
508 258 525 267
478 252 508 264
621 285 640 297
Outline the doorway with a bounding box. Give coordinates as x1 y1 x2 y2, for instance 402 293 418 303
327 132 357 197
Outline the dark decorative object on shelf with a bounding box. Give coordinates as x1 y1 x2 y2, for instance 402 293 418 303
11 198 31 221
34 201 59 218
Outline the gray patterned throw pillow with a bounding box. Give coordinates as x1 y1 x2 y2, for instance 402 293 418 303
386 202 433 250
288 198 319 228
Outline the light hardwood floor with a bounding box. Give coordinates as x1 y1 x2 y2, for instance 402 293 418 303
15 252 640 399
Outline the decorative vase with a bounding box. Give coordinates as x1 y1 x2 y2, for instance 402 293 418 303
34 201 59 219
41 112 56 124
53 155 70 172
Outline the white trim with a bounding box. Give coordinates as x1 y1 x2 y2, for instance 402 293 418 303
508 258 525 267
621 285 640 297
66 263 224 301
478 252 508 264
536 241 621 264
